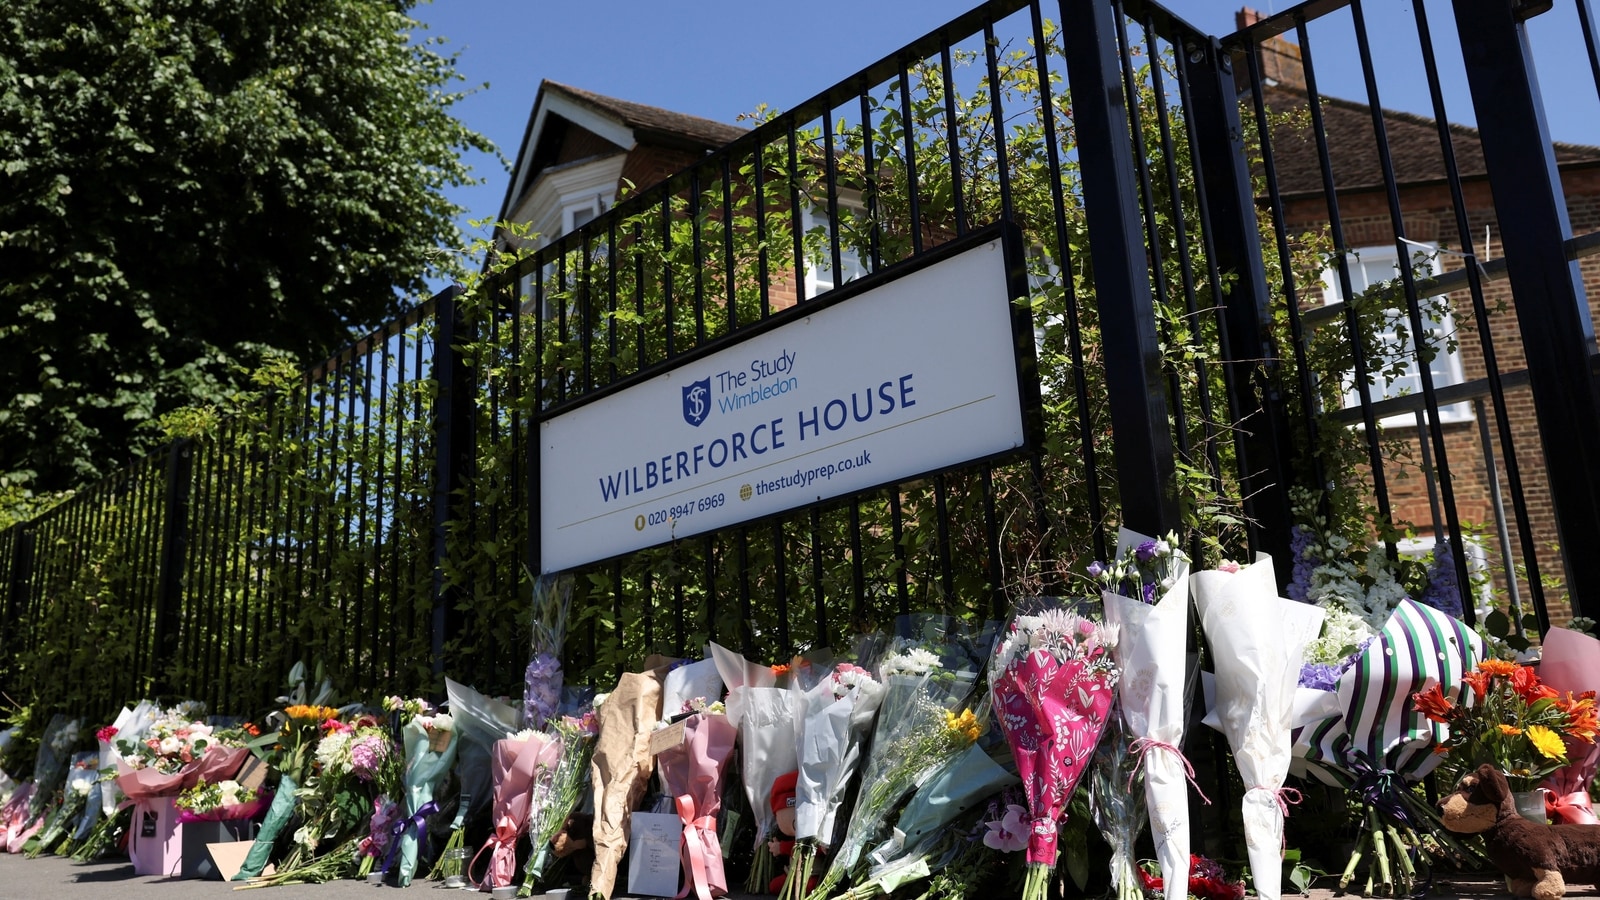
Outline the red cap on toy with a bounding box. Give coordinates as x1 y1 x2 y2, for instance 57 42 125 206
770 770 799 815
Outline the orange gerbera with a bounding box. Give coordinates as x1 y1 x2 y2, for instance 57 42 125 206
1558 692 1600 742
1477 659 1518 677
1499 723 1524 736
1511 665 1559 703
1412 683 1455 724
1462 670 1491 703
771 663 792 677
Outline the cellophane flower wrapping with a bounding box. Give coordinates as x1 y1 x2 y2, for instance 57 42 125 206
28 750 99 855
708 644 788 862
662 657 725 725
1192 555 1325 900
656 711 738 900
173 778 269 823
525 574 574 732
990 601 1119 900
1100 528 1193 900
860 741 1019 881
1293 599 1482 811
1537 626 1600 824
390 713 458 885
232 701 344 881
444 677 521 839
589 669 665 900
25 714 81 826
1089 708 1144 900
793 639 885 848
471 730 561 888
98 701 159 816
522 709 599 894
806 615 991 900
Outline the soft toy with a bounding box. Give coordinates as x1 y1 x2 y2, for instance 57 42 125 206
1439 764 1600 899
767 770 799 895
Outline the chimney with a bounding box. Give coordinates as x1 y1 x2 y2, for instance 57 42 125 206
1233 7 1306 94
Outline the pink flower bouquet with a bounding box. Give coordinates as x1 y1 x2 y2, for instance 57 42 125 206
990 603 1120 900
1535 626 1600 824
471 730 562 889
656 711 738 900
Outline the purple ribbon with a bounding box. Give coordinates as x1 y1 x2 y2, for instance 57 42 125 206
381 800 439 875
1351 765 1420 830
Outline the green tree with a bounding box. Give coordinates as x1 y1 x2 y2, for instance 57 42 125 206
0 0 493 494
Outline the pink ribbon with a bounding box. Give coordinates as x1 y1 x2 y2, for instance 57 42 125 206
674 794 722 900
1128 737 1212 805
1543 789 1599 825
1247 785 1302 818
469 815 520 890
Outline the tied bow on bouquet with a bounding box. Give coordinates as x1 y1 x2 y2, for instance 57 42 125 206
990 602 1120 900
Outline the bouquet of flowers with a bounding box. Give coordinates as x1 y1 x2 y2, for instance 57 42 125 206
95 701 159 816
710 642 804 894
174 778 268 822
1294 599 1483 897
433 678 519 881
990 602 1120 900
521 709 599 895
114 703 248 804
1191 555 1326 900
1096 529 1196 900
1089 705 1145 900
1414 658 1598 792
231 702 342 880
8 713 85 853
525 574 575 732
277 716 397 872
805 616 992 900
656 706 739 900
590 666 670 900
785 642 886 900
1534 626 1600 823
471 728 563 889
381 699 456 886
838 742 1019 900
25 751 100 857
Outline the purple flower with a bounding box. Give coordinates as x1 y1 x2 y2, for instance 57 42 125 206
982 804 1030 853
1142 581 1157 604
1420 542 1464 618
1297 662 1341 692
349 733 389 780
524 652 563 730
1288 525 1316 603
1087 561 1105 579
1135 540 1159 563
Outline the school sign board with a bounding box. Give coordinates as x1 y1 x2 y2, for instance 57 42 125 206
538 229 1036 574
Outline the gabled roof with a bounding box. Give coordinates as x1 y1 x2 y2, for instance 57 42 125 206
1259 85 1600 198
497 81 747 223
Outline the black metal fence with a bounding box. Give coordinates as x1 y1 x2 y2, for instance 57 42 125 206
4 0 1600 727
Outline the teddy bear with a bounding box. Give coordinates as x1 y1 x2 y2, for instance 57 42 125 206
1438 764 1600 899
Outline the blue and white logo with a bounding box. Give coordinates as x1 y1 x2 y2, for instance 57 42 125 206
682 377 712 427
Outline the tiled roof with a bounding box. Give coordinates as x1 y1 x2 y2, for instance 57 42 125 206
544 81 747 149
1260 85 1600 197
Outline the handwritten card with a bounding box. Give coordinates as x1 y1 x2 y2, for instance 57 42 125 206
627 812 683 897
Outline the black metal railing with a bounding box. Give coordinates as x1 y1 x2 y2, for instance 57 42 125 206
3 0 1599 730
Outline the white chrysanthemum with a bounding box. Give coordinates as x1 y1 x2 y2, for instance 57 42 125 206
428 713 454 732
880 647 941 677
315 731 352 770
510 728 540 742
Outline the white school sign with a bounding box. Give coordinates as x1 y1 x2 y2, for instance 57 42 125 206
538 234 1031 574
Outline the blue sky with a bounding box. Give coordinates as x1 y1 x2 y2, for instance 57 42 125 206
412 0 1600 242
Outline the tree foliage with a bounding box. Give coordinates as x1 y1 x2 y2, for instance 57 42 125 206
0 0 493 493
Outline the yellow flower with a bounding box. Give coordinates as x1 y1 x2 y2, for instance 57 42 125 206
945 709 981 743
1527 724 1568 762
1499 724 1523 736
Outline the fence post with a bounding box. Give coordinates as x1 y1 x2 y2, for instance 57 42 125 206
1056 0 1181 535
151 439 194 696
1 528 34 698
1451 0 1600 624
430 285 475 687
1184 35 1297 582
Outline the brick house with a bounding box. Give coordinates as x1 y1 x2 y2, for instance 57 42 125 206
496 81 748 251
1239 9 1600 625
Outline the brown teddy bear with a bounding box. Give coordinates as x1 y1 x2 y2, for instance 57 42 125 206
1439 764 1600 899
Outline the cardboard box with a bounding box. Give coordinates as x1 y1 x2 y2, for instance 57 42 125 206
180 818 256 880
128 797 182 877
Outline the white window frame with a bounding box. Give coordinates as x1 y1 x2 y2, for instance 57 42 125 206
1320 243 1471 427
801 204 869 299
